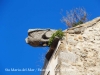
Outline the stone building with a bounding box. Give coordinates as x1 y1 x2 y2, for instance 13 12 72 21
26 17 100 75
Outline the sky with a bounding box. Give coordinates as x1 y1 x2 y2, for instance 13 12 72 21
0 0 100 75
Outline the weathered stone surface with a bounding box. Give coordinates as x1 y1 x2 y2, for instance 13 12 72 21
25 17 100 75
25 29 56 47
42 17 100 75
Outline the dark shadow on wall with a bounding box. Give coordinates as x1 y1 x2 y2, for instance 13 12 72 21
41 38 59 75
45 38 59 61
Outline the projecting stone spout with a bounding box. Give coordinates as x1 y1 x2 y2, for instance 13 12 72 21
25 28 56 47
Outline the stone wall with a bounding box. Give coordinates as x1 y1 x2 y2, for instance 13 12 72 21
43 17 100 75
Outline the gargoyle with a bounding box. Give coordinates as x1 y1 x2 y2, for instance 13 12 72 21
25 28 56 47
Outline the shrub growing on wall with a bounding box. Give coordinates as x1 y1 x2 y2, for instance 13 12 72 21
48 29 64 46
62 8 88 28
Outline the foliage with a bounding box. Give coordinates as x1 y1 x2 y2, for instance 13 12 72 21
61 7 88 28
72 21 83 27
48 29 64 46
